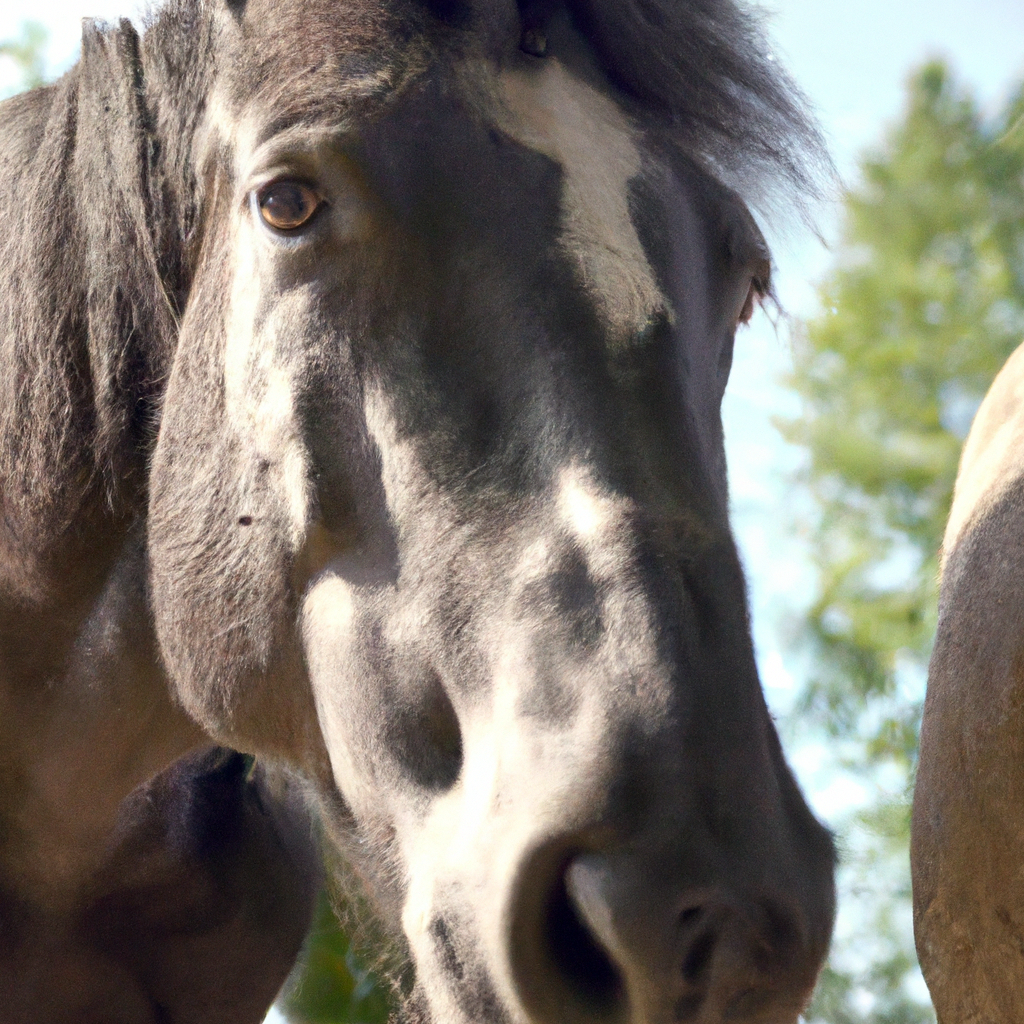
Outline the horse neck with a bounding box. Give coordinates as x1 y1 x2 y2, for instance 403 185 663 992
0 511 205 910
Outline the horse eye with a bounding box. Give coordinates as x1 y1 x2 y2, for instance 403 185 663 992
737 266 769 326
256 180 322 232
737 282 758 325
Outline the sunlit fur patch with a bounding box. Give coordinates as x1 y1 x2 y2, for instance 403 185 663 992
558 473 607 539
401 649 620 1023
497 58 669 347
516 536 554 579
302 572 358 640
222 220 311 550
362 385 453 543
300 572 383 819
942 342 1024 565
553 466 668 702
198 2 435 185
556 464 630 545
201 81 376 185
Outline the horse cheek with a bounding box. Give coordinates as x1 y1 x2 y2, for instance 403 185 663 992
148 359 323 767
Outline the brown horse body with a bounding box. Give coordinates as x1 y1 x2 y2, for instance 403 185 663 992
914 339 1024 1022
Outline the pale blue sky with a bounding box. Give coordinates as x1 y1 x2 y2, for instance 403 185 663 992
723 0 1024 794
6 0 1024 148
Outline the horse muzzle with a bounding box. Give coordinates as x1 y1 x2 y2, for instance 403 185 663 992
507 848 824 1024
388 680 834 1024
302 488 835 1024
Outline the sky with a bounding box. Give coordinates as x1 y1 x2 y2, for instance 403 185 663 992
2 0 1024 1018
721 0 1024 808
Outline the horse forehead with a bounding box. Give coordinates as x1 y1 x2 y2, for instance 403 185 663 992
496 58 669 345
204 30 669 338
201 1 421 172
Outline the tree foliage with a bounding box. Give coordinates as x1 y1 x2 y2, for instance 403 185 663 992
280 893 393 1024
786 61 1024 759
0 21 47 93
784 62 1024 1023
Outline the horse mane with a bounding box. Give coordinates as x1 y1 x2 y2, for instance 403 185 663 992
0 8 211 595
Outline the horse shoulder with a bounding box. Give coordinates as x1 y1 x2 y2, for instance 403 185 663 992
0 748 319 1023
912 337 1024 1022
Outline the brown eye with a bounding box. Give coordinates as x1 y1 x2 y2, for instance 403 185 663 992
256 180 322 231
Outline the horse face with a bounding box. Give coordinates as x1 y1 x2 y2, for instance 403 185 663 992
147 1 835 1021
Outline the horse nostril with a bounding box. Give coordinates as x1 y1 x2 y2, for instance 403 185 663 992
511 844 819 1024
546 866 623 1011
678 905 702 928
672 906 715 1021
752 899 804 973
673 897 808 1020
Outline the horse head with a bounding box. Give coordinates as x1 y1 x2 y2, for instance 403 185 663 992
2 0 835 1020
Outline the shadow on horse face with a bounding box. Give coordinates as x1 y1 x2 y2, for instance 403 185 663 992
0 0 834 1020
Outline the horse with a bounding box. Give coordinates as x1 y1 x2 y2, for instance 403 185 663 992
0 0 836 1020
913 338 1024 1022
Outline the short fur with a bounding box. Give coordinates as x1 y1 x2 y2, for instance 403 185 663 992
913 339 1024 1021
0 0 826 578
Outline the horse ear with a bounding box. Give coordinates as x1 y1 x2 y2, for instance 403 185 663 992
76 19 178 494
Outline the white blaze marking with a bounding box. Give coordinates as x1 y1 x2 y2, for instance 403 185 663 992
498 59 669 345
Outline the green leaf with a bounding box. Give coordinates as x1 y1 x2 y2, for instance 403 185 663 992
279 892 393 1024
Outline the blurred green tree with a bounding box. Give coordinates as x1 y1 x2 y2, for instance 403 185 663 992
279 892 393 1024
0 21 47 93
783 61 1024 1023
